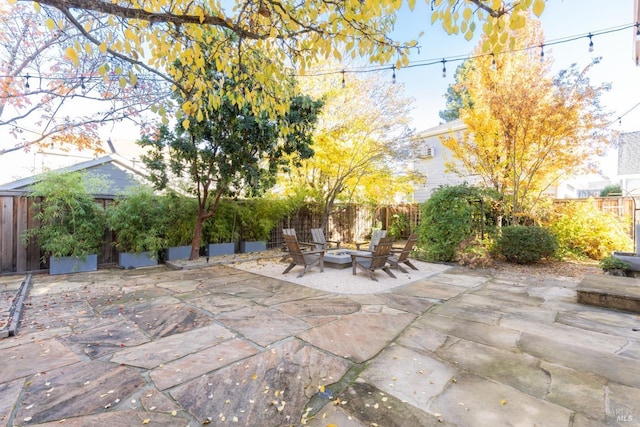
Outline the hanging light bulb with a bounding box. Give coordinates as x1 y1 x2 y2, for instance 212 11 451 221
441 59 447 78
392 66 396 84
491 53 496 70
341 70 345 89
25 74 30 89
588 33 594 53
539 45 545 62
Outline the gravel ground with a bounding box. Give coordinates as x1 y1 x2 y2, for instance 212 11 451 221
488 258 603 281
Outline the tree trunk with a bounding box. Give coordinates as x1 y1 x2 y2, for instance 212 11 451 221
189 214 204 260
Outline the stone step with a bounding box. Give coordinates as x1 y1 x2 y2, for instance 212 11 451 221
577 274 640 313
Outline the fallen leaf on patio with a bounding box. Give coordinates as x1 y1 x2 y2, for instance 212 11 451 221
501 399 507 405
451 378 457 383
142 419 150 425
251 373 258 380
172 410 177 416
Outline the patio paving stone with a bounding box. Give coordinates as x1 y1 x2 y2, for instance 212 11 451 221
1 260 639 426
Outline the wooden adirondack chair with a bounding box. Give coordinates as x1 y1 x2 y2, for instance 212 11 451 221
387 233 419 273
356 229 387 252
280 228 314 261
351 237 396 281
282 234 325 278
310 228 340 250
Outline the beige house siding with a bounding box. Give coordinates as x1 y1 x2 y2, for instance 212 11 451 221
409 120 480 203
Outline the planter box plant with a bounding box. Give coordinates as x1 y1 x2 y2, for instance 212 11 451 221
23 171 106 275
203 198 239 257
163 193 198 260
237 198 297 253
106 186 167 269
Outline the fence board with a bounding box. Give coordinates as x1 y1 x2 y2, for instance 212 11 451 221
1 197 13 271
16 197 28 272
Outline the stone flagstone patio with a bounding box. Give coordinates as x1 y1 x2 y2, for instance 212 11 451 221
0 261 639 426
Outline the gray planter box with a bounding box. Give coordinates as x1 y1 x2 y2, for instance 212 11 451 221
208 242 235 257
50 254 98 275
239 241 266 253
164 245 192 260
119 251 158 269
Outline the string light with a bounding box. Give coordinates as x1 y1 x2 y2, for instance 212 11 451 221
25 74 30 89
392 65 396 84
491 53 496 70
588 33 594 52
5 22 637 86
441 59 446 78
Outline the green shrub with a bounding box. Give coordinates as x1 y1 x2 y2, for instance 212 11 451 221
24 171 106 261
163 193 198 246
106 186 167 254
598 255 630 271
416 184 501 262
238 197 300 241
494 225 557 264
544 200 633 260
388 213 409 239
203 198 240 243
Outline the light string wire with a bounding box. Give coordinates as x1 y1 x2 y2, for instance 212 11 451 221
299 22 639 78
3 22 638 84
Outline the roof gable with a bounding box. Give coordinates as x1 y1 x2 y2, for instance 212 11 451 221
0 155 150 195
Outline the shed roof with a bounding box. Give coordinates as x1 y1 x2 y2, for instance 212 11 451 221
0 154 149 195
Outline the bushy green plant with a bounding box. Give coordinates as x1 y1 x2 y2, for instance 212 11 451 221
24 171 106 261
203 198 239 243
544 200 633 260
600 185 622 197
494 225 557 264
598 255 631 271
238 197 300 241
416 184 501 262
163 193 198 247
106 186 167 254
388 213 409 239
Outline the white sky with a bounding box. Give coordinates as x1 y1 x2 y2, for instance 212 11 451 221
0 0 637 184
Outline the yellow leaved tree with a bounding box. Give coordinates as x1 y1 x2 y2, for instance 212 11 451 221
275 65 419 229
441 19 612 220
21 0 549 132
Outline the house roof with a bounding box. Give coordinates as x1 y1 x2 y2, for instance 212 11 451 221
618 131 640 175
0 154 150 195
414 119 466 139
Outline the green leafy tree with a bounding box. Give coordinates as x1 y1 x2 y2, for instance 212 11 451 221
600 184 622 197
139 49 322 259
439 63 474 122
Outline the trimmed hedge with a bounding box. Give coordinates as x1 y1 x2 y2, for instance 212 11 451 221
494 225 557 264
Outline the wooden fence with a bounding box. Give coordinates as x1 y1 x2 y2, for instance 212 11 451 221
1 193 635 275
